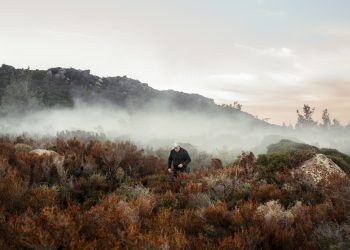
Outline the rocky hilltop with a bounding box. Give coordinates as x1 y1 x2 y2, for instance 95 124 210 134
0 64 219 111
0 64 274 128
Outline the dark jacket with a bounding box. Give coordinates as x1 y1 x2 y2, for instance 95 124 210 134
168 147 191 170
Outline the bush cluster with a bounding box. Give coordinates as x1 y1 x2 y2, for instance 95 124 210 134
0 135 349 249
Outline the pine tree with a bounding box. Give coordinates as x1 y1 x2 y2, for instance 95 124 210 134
296 104 318 129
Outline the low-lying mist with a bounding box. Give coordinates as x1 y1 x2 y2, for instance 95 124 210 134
1 99 350 158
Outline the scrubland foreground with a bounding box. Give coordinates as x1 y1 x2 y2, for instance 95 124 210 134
0 133 350 250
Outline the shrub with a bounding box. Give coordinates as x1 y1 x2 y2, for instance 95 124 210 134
0 169 28 213
116 183 150 201
204 172 234 200
256 200 295 226
250 183 282 203
153 191 178 212
202 201 234 240
67 174 110 206
314 222 350 250
319 148 350 174
226 189 249 210
187 192 212 208
0 134 349 249
256 150 315 181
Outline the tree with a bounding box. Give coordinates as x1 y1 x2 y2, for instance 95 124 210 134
220 101 242 111
296 104 317 129
321 109 331 129
332 118 341 129
233 101 242 111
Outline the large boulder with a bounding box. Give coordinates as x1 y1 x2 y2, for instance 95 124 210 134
293 154 346 186
30 149 66 182
30 149 62 158
14 143 33 153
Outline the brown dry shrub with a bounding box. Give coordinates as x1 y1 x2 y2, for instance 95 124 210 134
250 183 282 203
80 194 140 242
177 209 206 236
321 174 350 222
202 201 234 240
21 186 58 213
3 205 91 249
204 172 234 200
0 169 28 213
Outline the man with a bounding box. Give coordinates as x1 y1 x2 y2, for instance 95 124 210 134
168 142 191 178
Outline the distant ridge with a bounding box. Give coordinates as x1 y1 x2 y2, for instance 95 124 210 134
0 64 274 127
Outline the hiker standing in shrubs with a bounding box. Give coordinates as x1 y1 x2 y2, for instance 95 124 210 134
168 142 191 178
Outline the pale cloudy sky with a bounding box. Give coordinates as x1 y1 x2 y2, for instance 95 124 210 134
1 0 350 125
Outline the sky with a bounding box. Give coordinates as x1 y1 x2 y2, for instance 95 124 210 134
1 0 350 125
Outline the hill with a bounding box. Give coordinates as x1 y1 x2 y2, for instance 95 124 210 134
0 64 273 128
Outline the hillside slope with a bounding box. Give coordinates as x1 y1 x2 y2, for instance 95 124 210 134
0 64 273 127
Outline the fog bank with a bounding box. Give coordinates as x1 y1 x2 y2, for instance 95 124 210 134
1 101 350 156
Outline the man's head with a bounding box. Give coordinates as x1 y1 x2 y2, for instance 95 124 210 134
173 142 181 152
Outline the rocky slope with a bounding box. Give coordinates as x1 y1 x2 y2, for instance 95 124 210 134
0 64 271 127
0 64 214 110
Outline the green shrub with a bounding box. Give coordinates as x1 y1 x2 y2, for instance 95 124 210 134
319 148 350 174
256 150 315 181
226 190 248 210
267 139 318 154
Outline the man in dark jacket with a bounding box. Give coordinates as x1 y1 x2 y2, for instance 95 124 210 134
168 142 191 178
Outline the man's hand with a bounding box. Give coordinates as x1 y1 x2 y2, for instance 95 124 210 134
168 168 172 173
178 163 183 168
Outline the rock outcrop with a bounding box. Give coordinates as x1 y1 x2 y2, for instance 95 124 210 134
30 149 66 182
0 64 216 111
0 64 269 126
293 154 346 186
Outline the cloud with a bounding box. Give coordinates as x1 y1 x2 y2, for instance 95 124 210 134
256 9 286 17
307 77 350 98
39 29 95 39
318 25 350 40
266 72 303 84
234 43 295 57
209 73 257 82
